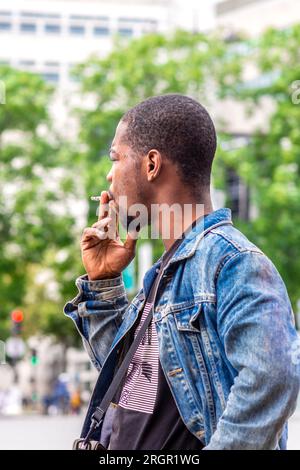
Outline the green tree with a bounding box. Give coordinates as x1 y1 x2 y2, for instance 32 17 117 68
0 65 80 342
215 25 300 315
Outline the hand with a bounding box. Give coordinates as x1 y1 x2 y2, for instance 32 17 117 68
81 191 138 280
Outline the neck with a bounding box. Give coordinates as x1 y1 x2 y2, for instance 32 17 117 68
152 194 213 251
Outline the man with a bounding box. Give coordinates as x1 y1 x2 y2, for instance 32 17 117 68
65 94 300 450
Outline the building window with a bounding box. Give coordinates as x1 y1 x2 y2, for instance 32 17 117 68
70 15 109 21
45 24 61 34
21 12 60 19
42 72 60 83
0 22 11 31
118 17 146 23
45 61 59 67
94 26 109 36
118 28 133 37
69 25 85 36
19 60 35 66
20 23 37 33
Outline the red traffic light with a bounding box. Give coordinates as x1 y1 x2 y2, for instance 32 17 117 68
11 309 24 323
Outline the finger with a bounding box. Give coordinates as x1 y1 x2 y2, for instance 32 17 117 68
82 227 108 241
97 191 110 221
108 200 120 239
92 216 112 231
82 227 101 241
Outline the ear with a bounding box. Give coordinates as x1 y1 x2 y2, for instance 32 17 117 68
146 150 162 182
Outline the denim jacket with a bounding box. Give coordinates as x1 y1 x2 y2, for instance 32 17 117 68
64 208 300 449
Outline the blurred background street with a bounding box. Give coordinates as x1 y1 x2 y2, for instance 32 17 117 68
0 406 299 450
0 414 83 450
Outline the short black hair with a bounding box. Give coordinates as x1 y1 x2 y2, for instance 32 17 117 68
121 94 216 196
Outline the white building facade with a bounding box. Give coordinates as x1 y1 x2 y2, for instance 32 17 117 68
216 0 300 36
0 0 214 87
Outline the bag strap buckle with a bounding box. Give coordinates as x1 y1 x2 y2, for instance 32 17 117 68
73 438 106 450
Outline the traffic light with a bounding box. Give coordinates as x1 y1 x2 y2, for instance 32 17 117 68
30 348 39 366
11 309 24 335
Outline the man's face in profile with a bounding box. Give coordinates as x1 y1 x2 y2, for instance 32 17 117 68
106 120 149 233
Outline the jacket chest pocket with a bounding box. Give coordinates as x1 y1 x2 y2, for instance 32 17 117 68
160 298 218 428
173 303 203 332
172 299 222 363
167 294 216 332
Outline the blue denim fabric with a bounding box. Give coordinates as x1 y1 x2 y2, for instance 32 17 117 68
64 208 300 449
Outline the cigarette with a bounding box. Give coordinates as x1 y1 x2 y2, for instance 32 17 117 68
90 191 113 202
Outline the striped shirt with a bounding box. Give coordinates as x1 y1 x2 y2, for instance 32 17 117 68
118 301 159 414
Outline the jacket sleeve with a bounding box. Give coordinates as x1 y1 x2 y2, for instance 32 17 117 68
64 274 129 371
205 250 300 450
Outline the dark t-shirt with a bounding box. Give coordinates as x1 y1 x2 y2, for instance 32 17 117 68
108 357 203 450
106 223 206 451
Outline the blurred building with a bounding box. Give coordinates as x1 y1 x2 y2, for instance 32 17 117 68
216 0 300 36
0 0 216 145
0 0 214 87
214 0 300 137
1 336 98 414
215 0 300 136
65 347 98 402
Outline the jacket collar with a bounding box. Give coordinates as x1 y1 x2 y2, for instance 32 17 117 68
169 207 232 264
142 208 232 297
